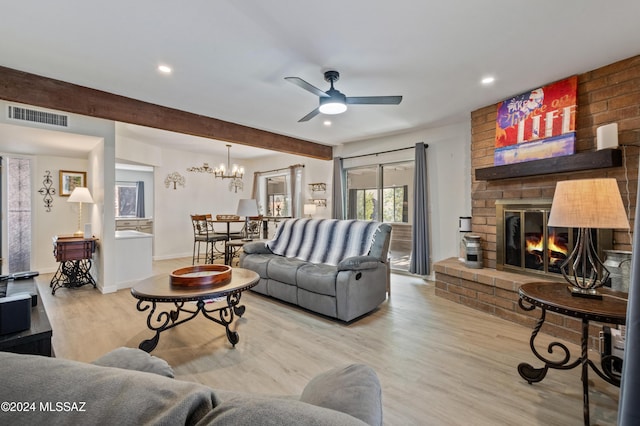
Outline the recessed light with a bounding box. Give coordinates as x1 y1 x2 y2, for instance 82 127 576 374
481 76 495 85
158 65 172 74
323 120 332 126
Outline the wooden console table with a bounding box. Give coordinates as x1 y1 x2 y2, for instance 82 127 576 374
50 236 98 295
517 282 627 426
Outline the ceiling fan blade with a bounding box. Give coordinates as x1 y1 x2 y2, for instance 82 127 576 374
285 77 330 98
346 96 403 105
298 107 321 122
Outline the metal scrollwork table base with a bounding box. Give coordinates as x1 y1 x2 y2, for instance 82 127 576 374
517 282 627 426
130 268 259 353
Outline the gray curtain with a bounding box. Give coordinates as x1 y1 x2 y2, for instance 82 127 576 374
409 142 429 275
618 172 640 424
251 172 259 200
136 181 145 218
332 157 344 219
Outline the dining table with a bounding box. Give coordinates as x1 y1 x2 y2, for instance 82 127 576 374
208 217 245 240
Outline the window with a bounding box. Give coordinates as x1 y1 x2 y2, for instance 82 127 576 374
115 181 139 218
382 186 407 222
265 175 289 217
351 186 407 222
255 165 304 219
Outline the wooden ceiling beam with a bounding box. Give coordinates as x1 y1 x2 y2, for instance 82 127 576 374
0 66 333 160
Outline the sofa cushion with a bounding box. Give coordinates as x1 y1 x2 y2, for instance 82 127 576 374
267 219 381 266
267 279 298 304
91 346 175 378
297 288 337 318
301 364 383 426
297 263 338 296
267 256 307 284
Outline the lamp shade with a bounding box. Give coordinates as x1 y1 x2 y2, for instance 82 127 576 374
67 187 94 204
303 204 317 215
547 178 629 229
236 199 259 217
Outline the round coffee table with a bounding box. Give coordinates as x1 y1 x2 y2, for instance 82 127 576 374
130 267 259 352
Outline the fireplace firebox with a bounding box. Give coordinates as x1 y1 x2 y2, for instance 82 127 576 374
496 200 613 279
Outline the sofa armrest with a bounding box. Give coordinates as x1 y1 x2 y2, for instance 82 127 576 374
300 364 383 426
242 241 273 255
337 256 381 271
91 347 175 378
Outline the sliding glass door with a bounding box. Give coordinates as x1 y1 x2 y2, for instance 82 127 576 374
345 161 414 272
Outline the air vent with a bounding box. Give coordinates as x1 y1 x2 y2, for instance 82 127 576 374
8 106 68 127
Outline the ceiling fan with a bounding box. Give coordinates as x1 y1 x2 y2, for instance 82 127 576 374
285 70 402 122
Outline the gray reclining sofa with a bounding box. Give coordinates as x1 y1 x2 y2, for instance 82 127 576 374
240 218 391 322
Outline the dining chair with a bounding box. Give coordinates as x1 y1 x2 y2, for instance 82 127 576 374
243 215 264 239
191 214 227 264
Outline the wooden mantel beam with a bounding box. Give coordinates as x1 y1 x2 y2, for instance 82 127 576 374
0 66 333 160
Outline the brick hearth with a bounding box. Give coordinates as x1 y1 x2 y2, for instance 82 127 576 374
434 257 618 350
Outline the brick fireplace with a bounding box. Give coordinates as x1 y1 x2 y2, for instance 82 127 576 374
495 199 612 279
470 56 639 265
434 54 640 348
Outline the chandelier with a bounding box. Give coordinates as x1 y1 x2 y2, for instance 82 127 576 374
186 144 244 192
213 144 244 180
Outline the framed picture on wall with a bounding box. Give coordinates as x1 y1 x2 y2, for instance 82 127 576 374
59 170 87 196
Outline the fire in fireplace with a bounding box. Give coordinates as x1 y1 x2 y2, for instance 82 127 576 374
496 200 612 278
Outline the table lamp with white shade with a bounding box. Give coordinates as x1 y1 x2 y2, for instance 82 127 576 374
67 187 94 237
547 178 629 298
304 203 317 218
236 199 259 240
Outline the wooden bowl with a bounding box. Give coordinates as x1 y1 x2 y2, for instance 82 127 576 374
170 264 232 288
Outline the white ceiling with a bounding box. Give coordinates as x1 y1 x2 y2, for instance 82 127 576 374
1 1 639 158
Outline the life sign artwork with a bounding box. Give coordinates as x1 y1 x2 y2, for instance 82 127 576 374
494 75 577 165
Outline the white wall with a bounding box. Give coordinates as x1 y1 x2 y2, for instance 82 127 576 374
336 121 472 271
31 155 89 273
149 147 333 260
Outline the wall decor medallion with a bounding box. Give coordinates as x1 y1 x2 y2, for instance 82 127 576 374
164 171 185 189
38 170 56 212
59 170 87 196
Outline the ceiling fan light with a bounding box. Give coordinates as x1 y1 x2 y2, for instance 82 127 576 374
319 101 347 115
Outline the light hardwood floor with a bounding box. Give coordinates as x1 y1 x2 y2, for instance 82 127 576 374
35 258 620 425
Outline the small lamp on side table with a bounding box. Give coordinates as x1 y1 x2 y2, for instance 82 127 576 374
67 187 94 237
547 178 630 298
236 199 259 241
303 203 317 218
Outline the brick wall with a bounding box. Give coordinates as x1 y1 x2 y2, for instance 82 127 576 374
471 55 640 269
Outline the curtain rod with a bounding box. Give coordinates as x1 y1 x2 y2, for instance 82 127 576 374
341 144 427 160
255 164 305 174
